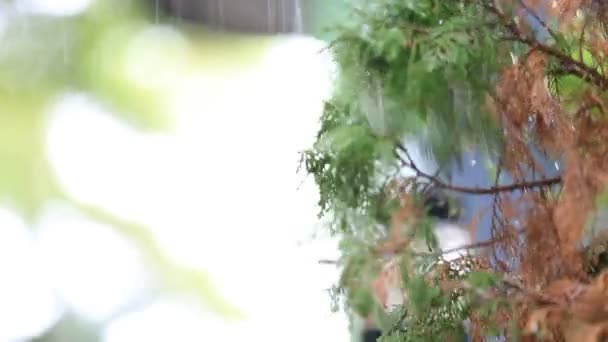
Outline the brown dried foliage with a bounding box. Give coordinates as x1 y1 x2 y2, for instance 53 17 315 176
374 178 423 254
521 271 608 341
366 0 608 339
484 0 608 339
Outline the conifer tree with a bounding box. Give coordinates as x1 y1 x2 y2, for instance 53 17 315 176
302 1 608 340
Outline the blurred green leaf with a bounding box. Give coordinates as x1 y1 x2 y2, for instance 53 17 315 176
407 276 441 314
72 199 244 320
352 287 375 317
0 96 60 219
303 0 353 42
466 271 501 289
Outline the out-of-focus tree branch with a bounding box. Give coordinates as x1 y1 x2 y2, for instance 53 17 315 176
158 0 305 34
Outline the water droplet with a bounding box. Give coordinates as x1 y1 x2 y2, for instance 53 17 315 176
471 159 477 166
554 162 560 170
361 24 370 37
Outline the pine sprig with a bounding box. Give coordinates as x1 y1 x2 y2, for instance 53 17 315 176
302 0 608 341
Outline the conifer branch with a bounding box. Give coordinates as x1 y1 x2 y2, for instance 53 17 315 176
413 229 524 258
385 309 409 336
517 0 560 44
486 1 608 90
396 144 561 195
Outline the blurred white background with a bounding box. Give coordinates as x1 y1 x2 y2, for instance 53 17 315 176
0 0 349 338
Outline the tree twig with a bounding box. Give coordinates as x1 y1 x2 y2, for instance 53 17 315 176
517 0 559 43
413 230 524 257
490 160 506 269
395 143 561 195
487 1 608 90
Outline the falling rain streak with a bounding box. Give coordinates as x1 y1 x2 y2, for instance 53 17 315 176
159 0 306 34
155 0 159 23
267 0 272 33
294 0 302 33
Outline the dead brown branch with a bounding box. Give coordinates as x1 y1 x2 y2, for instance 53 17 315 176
395 143 562 195
487 1 608 90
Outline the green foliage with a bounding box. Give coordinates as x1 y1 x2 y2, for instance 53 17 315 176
302 0 507 222
327 0 503 159
414 217 440 252
305 0 608 340
466 271 502 289
352 287 377 317
300 0 530 340
302 101 395 229
338 235 382 308
377 286 469 341
407 276 441 313
304 0 353 42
